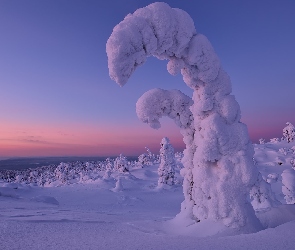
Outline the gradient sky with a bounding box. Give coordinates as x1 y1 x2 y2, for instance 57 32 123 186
0 0 294 158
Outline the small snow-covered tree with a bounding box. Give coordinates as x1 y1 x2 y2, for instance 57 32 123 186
54 162 70 184
250 173 279 211
137 147 155 167
105 158 114 171
15 174 24 183
259 138 265 144
103 169 112 180
270 138 280 143
145 147 155 163
283 122 295 143
279 147 292 156
114 154 129 173
106 2 272 231
158 137 176 186
28 170 38 184
282 169 295 204
112 177 123 192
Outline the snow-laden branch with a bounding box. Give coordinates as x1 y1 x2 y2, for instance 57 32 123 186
136 88 193 130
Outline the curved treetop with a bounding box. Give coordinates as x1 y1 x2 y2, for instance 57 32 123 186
106 2 220 88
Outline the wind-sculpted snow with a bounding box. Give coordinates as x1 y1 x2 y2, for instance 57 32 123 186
107 2 277 231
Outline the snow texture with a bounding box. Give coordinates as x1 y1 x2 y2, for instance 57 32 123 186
106 2 276 231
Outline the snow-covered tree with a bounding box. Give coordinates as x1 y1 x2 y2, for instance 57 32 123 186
259 138 265 144
279 147 292 156
15 174 24 183
270 138 280 143
158 137 176 186
283 122 295 143
54 163 69 184
137 147 156 167
250 173 279 211
112 177 123 192
103 169 112 180
28 170 38 184
106 2 271 231
114 154 129 173
105 158 114 171
282 169 295 204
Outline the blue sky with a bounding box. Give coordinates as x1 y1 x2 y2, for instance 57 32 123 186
0 0 294 157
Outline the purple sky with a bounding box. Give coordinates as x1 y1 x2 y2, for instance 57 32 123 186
0 0 294 157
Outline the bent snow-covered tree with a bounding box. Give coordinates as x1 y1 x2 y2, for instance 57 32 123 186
106 2 268 231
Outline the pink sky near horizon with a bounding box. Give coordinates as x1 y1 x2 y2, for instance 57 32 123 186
0 117 291 158
0 121 185 157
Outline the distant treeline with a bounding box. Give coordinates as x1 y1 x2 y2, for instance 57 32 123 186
0 156 138 171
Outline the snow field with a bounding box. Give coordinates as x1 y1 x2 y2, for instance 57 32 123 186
1 139 295 249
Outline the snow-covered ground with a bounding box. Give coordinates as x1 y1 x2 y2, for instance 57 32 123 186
1 140 295 250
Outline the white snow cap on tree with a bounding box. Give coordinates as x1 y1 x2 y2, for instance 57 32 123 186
106 2 196 86
136 88 193 130
106 2 275 231
283 122 295 143
158 137 176 186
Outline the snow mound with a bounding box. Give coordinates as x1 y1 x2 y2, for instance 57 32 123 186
30 195 59 205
